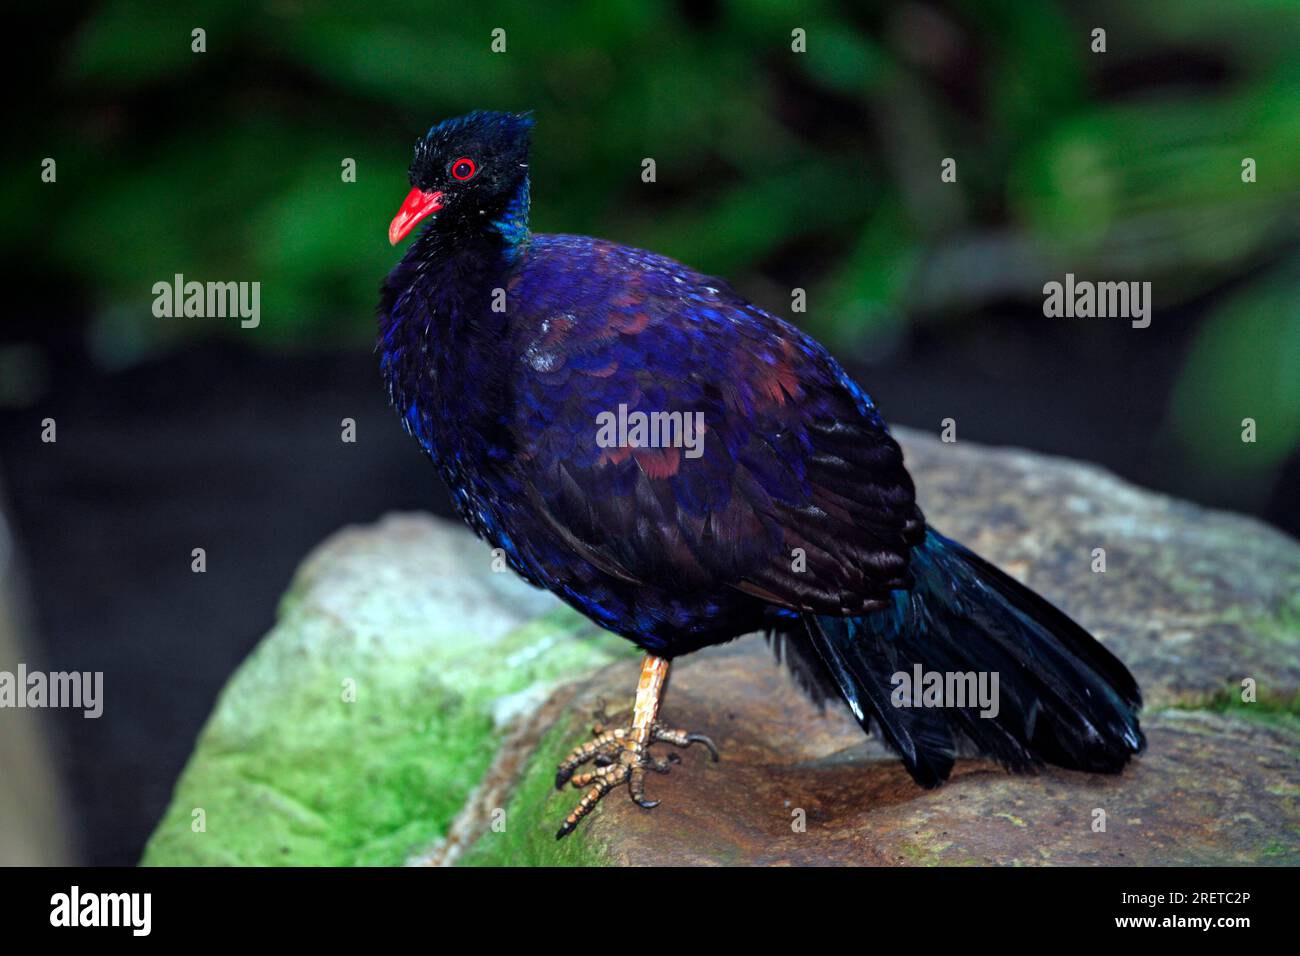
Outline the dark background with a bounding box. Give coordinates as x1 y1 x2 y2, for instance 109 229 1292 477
0 1 1296 864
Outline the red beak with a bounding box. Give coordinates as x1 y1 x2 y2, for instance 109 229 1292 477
389 188 445 245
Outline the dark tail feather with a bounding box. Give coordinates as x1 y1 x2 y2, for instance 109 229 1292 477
802 529 1144 787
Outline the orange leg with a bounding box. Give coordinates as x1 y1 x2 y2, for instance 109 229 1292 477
554 654 719 840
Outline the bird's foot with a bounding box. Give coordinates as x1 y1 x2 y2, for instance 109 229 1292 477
553 720 719 839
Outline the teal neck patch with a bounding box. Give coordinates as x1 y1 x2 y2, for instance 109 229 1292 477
492 177 531 256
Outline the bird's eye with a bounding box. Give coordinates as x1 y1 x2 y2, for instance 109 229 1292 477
450 157 477 181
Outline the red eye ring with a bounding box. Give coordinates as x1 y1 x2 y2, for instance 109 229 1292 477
450 157 477 181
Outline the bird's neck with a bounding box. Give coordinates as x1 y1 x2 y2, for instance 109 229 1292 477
397 174 532 308
378 178 531 463
490 176 531 252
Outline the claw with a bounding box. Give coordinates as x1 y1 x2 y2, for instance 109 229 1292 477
686 733 720 762
553 655 716 838
555 730 625 789
555 765 627 840
651 725 722 763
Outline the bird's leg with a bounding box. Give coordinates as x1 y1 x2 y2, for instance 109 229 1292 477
554 653 719 839
625 652 670 808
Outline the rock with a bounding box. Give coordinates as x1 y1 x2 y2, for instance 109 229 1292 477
472 640 1298 866
140 514 634 866
142 430 1300 866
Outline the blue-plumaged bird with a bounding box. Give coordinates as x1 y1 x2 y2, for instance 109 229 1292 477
378 110 1145 839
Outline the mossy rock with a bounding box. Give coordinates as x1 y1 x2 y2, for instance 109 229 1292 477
141 515 630 866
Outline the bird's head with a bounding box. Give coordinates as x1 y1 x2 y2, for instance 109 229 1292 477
388 110 534 245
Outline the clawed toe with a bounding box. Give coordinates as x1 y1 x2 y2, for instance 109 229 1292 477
652 726 720 762
553 656 721 839
553 719 720 837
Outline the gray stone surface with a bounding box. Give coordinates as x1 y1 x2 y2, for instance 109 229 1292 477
526 638 1298 865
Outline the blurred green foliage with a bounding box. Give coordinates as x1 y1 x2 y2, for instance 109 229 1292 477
3 0 1298 492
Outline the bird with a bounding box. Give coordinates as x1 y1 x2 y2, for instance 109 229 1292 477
378 110 1145 840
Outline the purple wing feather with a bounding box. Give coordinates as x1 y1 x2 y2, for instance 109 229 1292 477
503 235 923 614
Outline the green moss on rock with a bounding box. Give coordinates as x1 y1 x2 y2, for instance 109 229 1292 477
141 515 625 866
457 719 612 867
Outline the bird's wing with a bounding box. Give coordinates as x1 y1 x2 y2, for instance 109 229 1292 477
505 236 923 614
